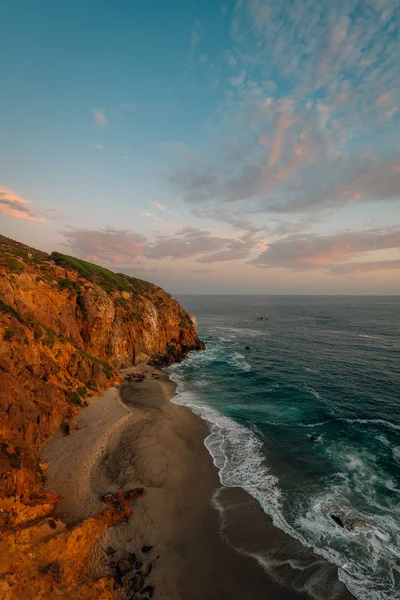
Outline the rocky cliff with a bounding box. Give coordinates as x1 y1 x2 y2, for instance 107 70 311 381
0 234 204 599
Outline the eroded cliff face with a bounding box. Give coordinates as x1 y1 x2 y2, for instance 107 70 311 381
0 235 204 598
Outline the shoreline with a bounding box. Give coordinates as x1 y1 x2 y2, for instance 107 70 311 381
43 364 354 600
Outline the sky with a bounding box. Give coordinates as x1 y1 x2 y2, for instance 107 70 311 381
0 0 399 294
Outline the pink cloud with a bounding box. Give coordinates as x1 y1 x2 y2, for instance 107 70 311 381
376 91 393 106
61 226 146 264
153 202 167 211
0 188 45 222
251 227 400 271
92 108 108 127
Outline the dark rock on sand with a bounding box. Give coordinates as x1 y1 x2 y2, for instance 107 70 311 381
133 573 145 593
117 558 133 576
141 584 155 598
142 545 153 554
145 561 153 577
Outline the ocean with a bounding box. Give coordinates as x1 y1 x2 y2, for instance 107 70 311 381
167 295 400 600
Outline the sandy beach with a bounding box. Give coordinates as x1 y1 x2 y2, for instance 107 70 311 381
43 365 354 600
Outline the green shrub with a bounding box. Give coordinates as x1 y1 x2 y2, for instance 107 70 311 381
4 328 16 340
51 252 131 293
44 329 56 348
33 324 43 339
69 392 81 405
58 278 78 292
118 273 153 294
77 386 87 399
0 300 25 324
180 321 189 330
81 349 114 379
2 256 24 274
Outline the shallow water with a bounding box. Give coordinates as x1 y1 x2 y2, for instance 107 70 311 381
168 295 400 600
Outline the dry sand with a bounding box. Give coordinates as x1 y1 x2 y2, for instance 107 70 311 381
43 365 354 600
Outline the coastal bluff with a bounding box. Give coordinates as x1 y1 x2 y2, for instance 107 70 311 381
0 234 204 599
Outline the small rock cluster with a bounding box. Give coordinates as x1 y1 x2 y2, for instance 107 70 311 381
124 372 146 383
107 545 156 600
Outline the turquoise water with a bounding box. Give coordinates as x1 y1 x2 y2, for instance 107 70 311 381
168 296 400 600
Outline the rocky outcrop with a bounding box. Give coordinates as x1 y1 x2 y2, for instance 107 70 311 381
0 234 204 598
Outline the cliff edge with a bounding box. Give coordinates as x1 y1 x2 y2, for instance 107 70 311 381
0 234 204 599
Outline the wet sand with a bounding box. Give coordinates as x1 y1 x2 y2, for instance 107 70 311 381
43 365 354 600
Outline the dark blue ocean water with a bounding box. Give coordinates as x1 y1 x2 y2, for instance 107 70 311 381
168 296 400 600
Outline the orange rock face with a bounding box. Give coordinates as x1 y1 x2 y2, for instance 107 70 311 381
0 235 204 598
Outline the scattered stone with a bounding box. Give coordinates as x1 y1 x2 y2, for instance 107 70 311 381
76 422 86 430
125 552 137 563
105 546 116 556
141 586 155 598
134 559 143 570
48 519 57 530
309 434 319 443
141 545 153 554
124 372 146 382
245 346 250 350
132 573 144 592
117 558 133 576
145 562 153 577
102 488 144 510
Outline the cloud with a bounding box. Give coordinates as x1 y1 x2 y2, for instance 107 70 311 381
153 202 167 211
140 211 164 223
145 227 257 262
250 227 400 272
330 260 400 275
229 70 246 86
92 108 108 127
60 225 259 265
61 226 146 264
123 155 129 160
191 268 215 273
96 144 104 150
190 20 202 49
165 0 400 225
0 188 45 222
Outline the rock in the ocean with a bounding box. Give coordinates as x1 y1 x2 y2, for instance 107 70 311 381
330 513 345 528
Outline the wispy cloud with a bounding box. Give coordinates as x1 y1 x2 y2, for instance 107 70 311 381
190 20 202 50
0 188 45 222
60 225 260 265
140 211 164 224
146 227 258 262
330 260 400 275
61 226 146 264
153 202 167 211
250 227 400 273
96 144 104 150
166 0 400 227
92 108 108 127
